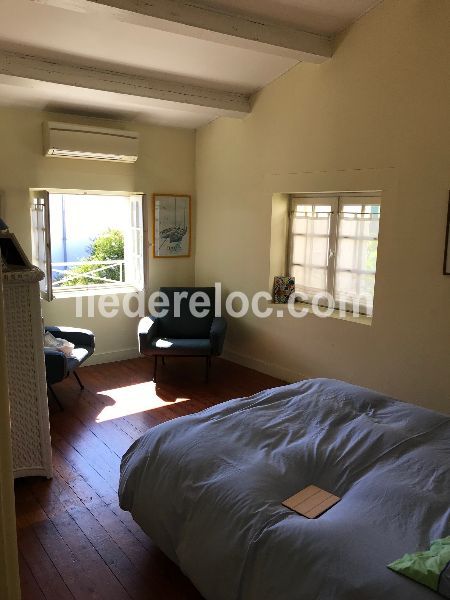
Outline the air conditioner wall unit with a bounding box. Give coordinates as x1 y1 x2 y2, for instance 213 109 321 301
43 122 139 163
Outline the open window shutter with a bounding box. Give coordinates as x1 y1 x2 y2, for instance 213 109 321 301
142 194 149 291
31 190 53 301
125 194 147 290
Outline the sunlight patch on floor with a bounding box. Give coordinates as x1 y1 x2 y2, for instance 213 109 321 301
96 381 189 422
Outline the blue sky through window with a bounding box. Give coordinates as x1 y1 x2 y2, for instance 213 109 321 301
50 193 129 264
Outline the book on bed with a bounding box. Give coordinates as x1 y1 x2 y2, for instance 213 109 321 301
282 485 341 518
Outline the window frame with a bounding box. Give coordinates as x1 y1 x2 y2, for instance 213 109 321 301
287 191 381 315
31 189 148 300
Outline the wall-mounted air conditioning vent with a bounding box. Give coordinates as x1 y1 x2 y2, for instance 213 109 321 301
43 122 139 163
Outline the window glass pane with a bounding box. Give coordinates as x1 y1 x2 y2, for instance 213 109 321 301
335 272 375 306
360 273 376 296
290 202 332 296
335 202 380 310
340 198 380 212
292 235 328 267
49 193 129 289
341 204 362 214
293 215 308 235
292 234 306 265
339 214 379 238
293 207 331 235
290 197 380 308
336 238 378 272
314 205 332 213
292 264 327 295
293 215 330 236
335 270 355 295
336 238 355 271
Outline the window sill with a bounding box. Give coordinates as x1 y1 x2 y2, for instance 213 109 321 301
52 285 142 299
267 302 372 326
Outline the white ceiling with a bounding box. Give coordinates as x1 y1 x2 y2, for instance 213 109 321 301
203 0 381 35
0 74 224 128
0 0 380 128
0 1 297 93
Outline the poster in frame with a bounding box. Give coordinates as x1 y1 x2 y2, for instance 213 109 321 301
444 194 450 275
153 194 191 258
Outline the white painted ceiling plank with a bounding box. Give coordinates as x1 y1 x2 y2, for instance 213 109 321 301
31 0 333 62
0 50 250 115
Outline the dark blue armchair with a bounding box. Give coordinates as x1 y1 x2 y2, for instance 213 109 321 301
138 287 227 382
44 326 95 409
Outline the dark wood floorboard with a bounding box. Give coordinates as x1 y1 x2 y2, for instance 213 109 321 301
15 356 283 599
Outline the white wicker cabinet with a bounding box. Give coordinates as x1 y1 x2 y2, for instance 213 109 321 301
2 267 52 479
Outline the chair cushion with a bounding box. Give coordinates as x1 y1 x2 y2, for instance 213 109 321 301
66 346 93 372
151 338 211 356
158 287 215 339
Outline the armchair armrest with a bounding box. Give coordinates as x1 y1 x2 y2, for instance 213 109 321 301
45 326 95 349
210 317 227 356
137 316 159 354
44 348 69 384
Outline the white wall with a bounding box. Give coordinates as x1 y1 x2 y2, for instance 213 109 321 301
0 108 196 362
195 0 450 412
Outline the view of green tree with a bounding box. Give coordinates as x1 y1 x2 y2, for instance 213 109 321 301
88 228 125 262
55 229 124 287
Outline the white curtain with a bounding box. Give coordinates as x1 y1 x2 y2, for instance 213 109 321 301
291 211 331 296
335 211 379 308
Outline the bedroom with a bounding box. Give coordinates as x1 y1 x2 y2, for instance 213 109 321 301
0 0 449 598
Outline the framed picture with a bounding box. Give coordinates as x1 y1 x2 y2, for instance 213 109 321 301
153 194 191 258
444 194 450 275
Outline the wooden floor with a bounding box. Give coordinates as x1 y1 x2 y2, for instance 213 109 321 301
15 356 283 600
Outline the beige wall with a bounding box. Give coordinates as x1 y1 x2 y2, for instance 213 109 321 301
195 0 450 412
0 108 196 362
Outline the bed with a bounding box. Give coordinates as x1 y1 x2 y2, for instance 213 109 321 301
119 378 450 599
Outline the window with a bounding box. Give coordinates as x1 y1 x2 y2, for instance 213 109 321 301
31 190 147 300
288 193 381 314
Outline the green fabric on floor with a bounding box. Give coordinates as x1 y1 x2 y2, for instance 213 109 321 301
388 537 450 593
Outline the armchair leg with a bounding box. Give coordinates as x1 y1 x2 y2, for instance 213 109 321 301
153 355 158 383
73 370 85 390
48 385 63 411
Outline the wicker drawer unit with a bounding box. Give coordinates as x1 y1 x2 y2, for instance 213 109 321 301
2 268 52 479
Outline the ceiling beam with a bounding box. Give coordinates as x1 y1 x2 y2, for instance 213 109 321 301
0 49 250 115
31 0 332 62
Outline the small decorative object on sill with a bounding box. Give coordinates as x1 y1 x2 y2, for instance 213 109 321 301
273 275 295 304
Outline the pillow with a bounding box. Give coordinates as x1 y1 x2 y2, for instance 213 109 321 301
44 332 75 357
388 537 450 598
44 331 60 348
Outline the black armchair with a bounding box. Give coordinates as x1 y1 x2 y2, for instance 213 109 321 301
138 287 227 382
44 326 95 409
